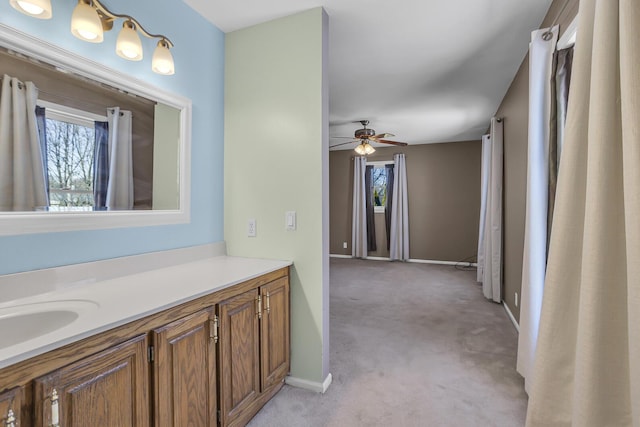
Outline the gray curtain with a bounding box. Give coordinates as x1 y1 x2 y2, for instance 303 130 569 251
389 153 409 261
35 106 49 204
352 156 368 258
481 118 503 302
547 46 574 244
0 75 48 211
365 165 376 252
385 163 395 250
93 121 109 210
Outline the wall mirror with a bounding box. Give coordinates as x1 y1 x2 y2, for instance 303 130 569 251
0 23 191 236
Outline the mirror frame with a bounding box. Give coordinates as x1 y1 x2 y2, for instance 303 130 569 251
0 23 192 236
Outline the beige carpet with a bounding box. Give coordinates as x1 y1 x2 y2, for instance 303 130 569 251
248 258 527 427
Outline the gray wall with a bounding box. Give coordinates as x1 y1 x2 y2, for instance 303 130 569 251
495 0 579 321
330 141 482 262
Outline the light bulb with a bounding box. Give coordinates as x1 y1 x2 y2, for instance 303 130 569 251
152 40 175 75
10 0 52 19
116 21 143 61
364 143 376 155
70 0 103 43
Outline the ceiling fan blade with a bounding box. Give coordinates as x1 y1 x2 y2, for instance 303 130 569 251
330 140 358 148
377 139 408 146
373 133 395 139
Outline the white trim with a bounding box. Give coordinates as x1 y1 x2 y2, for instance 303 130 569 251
329 254 478 267
409 258 478 267
285 373 332 393
366 256 391 261
0 23 192 236
38 99 107 125
373 205 385 214
557 15 578 49
366 160 394 167
503 301 520 333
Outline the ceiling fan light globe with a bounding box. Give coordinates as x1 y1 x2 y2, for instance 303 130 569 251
354 143 367 155
364 143 376 155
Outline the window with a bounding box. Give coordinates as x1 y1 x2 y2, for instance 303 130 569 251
39 101 106 211
368 161 393 213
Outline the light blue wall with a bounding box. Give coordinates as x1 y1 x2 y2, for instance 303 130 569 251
0 0 225 274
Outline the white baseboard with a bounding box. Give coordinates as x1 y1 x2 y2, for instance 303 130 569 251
329 254 477 267
409 258 478 267
503 301 520 333
285 373 332 393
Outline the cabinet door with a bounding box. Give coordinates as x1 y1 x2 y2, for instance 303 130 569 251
260 277 290 390
153 308 217 427
218 289 260 426
260 277 289 390
34 334 150 427
0 387 22 427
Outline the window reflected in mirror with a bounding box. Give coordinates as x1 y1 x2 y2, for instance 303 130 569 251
0 46 180 213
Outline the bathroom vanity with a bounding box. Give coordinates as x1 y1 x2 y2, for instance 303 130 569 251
0 247 291 426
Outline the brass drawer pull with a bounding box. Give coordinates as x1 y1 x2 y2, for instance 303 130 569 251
5 409 16 427
51 389 59 427
265 292 271 314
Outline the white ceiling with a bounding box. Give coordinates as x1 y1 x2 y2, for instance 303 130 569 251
184 0 552 148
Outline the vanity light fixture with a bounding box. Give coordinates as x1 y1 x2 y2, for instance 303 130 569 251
11 0 175 75
354 140 375 155
9 0 51 19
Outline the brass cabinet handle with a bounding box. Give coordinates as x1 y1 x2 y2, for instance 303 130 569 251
211 316 219 344
51 389 59 427
265 292 271 314
256 295 262 319
5 409 16 427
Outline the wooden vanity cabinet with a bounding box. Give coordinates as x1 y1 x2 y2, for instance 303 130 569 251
152 308 217 427
0 386 23 427
33 334 150 427
218 277 290 427
0 267 289 427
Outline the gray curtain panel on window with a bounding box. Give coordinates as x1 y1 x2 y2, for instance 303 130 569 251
385 163 395 250
547 46 574 246
93 121 109 210
35 105 50 203
352 156 368 258
0 75 48 211
365 165 377 252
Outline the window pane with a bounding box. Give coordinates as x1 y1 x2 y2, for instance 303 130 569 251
372 168 387 207
46 119 95 209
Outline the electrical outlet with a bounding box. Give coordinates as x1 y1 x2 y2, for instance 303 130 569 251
343 241 348 249
247 219 256 237
515 292 518 307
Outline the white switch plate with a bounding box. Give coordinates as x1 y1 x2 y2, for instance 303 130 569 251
343 241 348 249
247 219 256 237
515 292 518 307
285 211 296 231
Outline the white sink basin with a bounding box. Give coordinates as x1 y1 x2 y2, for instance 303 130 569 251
0 300 99 349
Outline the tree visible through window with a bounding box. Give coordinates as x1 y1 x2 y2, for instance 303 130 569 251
46 118 95 210
372 167 388 208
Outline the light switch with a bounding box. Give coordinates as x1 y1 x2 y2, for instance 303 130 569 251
285 211 296 231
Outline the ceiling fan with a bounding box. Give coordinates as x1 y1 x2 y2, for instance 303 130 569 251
330 120 408 155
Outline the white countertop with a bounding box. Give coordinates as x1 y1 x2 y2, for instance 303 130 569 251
0 252 291 370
